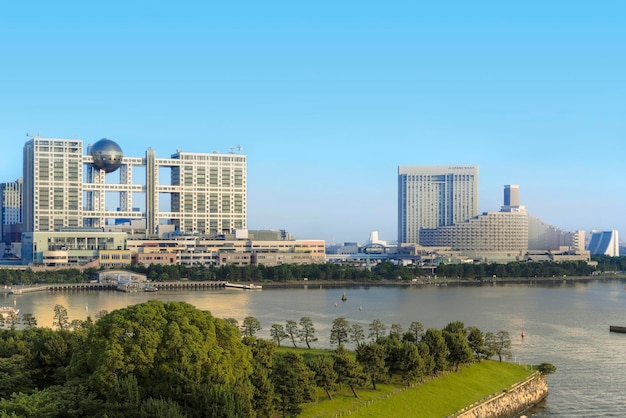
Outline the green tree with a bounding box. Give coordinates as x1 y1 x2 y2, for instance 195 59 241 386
408 321 424 342
355 342 388 390
139 397 188 418
349 324 365 348
308 356 337 400
285 320 299 348
466 326 488 360
298 317 318 349
389 323 404 339
333 346 367 398
443 321 473 371
52 304 69 331
421 328 448 374
270 324 288 347
106 374 142 415
272 352 315 417
244 337 276 418
95 310 109 321
224 317 239 329
4 311 19 330
21 313 38 328
0 384 104 418
484 332 497 359
14 327 81 388
0 355 34 398
241 316 262 337
418 341 435 377
368 319 386 341
397 341 424 386
443 327 474 371
536 362 557 375
492 330 512 362
68 300 254 418
330 317 349 347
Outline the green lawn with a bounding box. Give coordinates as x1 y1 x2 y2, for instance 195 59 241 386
298 360 534 418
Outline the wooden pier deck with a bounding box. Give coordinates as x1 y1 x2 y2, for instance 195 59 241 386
3 280 230 294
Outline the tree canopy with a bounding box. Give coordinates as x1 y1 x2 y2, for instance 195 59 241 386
69 300 254 417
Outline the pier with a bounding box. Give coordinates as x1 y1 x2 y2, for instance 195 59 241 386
151 281 227 290
1 280 230 294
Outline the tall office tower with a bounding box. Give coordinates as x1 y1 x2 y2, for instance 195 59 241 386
23 138 83 233
23 136 247 236
0 178 23 242
501 184 526 213
504 184 519 206
398 165 478 245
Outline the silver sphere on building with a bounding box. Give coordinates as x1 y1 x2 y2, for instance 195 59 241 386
90 138 123 173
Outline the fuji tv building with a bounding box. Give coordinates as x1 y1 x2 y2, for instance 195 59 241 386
21 136 247 265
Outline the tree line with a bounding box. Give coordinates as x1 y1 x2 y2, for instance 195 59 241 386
0 301 554 417
2 256 623 286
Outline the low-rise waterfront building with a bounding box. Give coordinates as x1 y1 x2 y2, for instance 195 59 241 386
22 230 127 266
98 249 133 269
587 230 620 257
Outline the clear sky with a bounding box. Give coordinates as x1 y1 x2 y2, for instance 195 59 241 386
1 1 624 244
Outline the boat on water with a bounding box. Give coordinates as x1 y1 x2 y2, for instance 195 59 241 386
243 283 262 290
609 325 626 333
341 292 347 302
224 282 262 290
0 306 19 319
143 285 158 292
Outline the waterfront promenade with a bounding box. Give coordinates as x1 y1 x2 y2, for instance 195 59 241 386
0 274 617 296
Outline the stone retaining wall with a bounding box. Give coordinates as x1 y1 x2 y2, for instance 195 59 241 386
454 372 548 418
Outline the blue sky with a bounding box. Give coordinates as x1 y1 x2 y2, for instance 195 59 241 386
1 1 624 244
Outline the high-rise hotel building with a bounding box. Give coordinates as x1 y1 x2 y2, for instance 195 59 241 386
398 165 478 245
22 136 247 237
0 177 23 242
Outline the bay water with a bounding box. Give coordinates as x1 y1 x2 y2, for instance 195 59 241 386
3 279 626 416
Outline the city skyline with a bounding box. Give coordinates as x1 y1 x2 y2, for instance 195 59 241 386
1 1 624 244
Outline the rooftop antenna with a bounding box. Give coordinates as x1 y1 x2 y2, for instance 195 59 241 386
229 147 235 154
237 144 243 153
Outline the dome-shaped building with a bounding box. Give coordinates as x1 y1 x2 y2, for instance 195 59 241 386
90 138 123 173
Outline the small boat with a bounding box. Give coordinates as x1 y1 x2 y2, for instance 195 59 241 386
0 306 19 319
341 292 347 302
609 325 626 333
521 328 526 338
143 285 158 292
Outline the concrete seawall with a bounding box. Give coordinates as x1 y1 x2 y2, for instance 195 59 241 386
454 372 548 418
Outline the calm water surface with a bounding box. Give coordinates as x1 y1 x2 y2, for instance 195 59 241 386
3 279 626 417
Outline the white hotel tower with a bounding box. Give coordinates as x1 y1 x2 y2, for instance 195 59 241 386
23 137 246 236
398 165 479 245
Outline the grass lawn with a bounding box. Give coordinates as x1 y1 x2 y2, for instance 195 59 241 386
298 360 534 418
